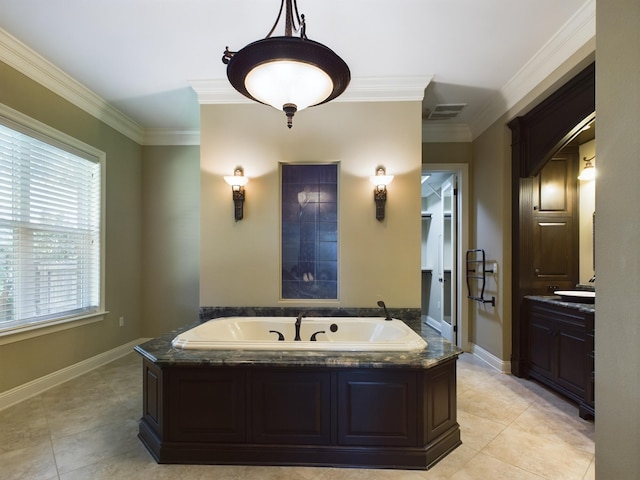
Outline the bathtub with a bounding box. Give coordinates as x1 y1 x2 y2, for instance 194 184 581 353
171 316 427 351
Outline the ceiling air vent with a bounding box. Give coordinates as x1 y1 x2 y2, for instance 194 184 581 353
427 103 467 120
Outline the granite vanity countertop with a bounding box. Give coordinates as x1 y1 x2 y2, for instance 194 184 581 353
526 295 595 314
135 321 462 370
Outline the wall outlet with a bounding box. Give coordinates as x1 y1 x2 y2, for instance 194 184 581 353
119 316 125 327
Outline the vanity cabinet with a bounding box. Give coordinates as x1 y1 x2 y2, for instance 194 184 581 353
526 298 594 418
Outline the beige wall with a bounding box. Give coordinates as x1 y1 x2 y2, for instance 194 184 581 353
422 142 472 165
141 146 201 336
200 101 423 309
578 139 595 284
0 62 142 393
595 0 640 476
470 122 512 358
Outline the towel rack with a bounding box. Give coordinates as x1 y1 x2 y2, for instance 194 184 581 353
466 249 496 306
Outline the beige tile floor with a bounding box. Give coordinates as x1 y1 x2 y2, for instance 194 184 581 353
0 351 595 480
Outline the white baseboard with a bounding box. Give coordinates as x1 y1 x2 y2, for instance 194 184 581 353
423 315 441 332
470 343 512 373
0 338 150 412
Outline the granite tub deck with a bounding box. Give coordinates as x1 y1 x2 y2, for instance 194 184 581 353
135 320 462 470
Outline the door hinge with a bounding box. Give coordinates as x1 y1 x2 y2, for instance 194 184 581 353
453 188 458 196
453 325 457 332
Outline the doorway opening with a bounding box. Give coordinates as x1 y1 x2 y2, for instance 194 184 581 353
508 62 594 376
421 164 469 349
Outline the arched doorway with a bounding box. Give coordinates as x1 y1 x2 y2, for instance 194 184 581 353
508 62 595 377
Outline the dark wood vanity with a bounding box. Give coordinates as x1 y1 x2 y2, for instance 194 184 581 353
135 324 461 470
525 296 594 419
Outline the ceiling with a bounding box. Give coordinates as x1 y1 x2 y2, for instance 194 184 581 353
0 0 594 144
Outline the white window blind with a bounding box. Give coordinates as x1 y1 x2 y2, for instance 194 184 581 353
0 122 101 331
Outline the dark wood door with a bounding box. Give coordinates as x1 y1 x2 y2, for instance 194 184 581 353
524 148 579 296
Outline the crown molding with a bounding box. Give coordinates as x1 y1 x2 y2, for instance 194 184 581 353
422 123 472 143
0 28 145 144
470 0 595 139
142 129 200 146
340 76 433 102
190 75 433 105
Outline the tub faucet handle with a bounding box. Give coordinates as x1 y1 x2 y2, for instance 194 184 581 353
294 313 305 341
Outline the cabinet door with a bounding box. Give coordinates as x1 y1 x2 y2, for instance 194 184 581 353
423 360 458 444
521 150 579 297
585 312 595 408
251 370 331 445
556 321 587 397
528 312 555 381
337 370 417 446
531 152 579 293
142 359 163 438
527 301 590 404
166 368 246 443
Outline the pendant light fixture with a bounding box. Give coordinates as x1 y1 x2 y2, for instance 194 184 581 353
222 0 350 128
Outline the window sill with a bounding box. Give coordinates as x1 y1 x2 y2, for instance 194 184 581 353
0 311 108 346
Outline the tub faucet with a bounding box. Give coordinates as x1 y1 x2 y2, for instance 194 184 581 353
377 300 392 321
294 313 305 341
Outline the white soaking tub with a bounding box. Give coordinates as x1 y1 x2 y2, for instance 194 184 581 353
171 316 427 351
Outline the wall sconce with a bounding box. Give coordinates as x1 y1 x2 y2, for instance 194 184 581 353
223 167 249 221
578 155 596 181
369 167 394 221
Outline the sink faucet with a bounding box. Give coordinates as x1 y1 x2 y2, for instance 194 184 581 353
294 313 305 341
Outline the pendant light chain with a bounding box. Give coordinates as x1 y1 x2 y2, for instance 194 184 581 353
284 0 294 36
266 0 304 38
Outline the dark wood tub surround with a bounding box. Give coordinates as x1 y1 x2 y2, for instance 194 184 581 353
135 324 461 470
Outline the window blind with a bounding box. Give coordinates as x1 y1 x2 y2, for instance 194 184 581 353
0 122 101 329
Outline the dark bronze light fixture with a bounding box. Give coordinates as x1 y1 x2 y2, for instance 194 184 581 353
222 0 350 128
369 167 394 221
578 155 596 181
224 168 249 221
